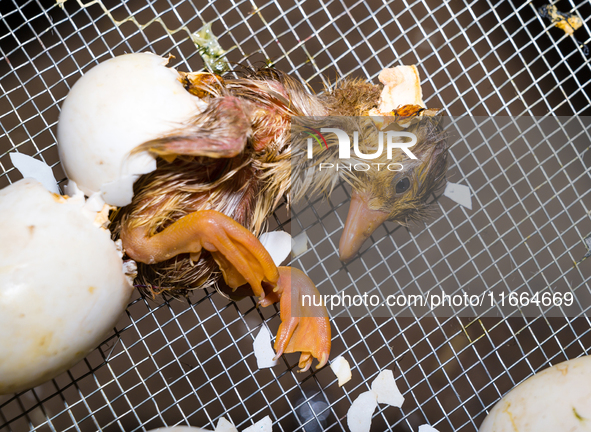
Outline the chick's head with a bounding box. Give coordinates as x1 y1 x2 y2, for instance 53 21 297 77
339 115 448 261
366 117 448 224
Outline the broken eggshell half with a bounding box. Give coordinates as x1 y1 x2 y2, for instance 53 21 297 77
57 52 205 206
0 179 134 395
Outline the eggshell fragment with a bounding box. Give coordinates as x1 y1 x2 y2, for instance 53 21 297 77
258 231 291 266
347 391 378 432
253 326 278 369
0 179 133 395
57 52 204 206
368 65 425 117
443 182 472 210
371 369 404 408
9 152 59 194
479 356 591 432
215 417 238 432
148 417 237 432
330 355 352 387
150 428 211 432
291 231 309 257
242 416 273 432
418 425 440 432
99 174 141 208
64 179 84 200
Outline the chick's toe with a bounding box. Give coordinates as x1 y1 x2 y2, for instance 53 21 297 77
260 267 331 372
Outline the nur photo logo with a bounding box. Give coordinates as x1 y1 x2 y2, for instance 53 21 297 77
300 118 420 172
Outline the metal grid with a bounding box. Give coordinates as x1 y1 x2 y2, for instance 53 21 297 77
1 0 591 431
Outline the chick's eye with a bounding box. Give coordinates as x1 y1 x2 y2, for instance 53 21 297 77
396 177 410 194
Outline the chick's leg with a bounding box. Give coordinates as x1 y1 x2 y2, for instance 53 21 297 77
121 210 278 297
259 267 331 372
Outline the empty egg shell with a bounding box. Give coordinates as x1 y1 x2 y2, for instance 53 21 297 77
57 52 205 206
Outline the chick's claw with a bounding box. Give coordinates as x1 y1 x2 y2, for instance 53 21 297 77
120 210 279 297
260 267 331 372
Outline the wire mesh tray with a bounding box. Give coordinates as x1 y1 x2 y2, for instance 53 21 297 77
1 0 591 431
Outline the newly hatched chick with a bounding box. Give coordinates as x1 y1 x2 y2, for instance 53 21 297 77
110 64 447 369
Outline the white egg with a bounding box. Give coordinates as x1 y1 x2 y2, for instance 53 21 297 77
57 52 204 206
0 179 133 395
479 356 591 432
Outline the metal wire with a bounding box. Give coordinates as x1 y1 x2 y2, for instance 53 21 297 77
1 0 591 431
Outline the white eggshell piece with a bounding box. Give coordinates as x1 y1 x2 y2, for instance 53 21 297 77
0 179 133 395
149 428 211 432
242 416 273 432
64 179 84 200
418 425 440 432
479 356 591 432
99 174 140 207
369 65 425 114
258 231 291 266
291 231 308 257
253 326 278 369
443 182 472 210
9 152 60 194
57 52 203 206
215 417 238 432
330 355 352 387
84 191 107 213
347 391 378 432
371 369 404 408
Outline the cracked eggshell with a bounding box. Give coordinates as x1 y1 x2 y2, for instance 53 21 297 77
347 391 378 432
57 52 204 206
149 420 238 432
253 326 278 369
418 426 440 432
150 428 212 432
0 179 133 395
479 356 591 432
242 416 273 432
330 355 352 387
258 231 291 266
371 369 404 407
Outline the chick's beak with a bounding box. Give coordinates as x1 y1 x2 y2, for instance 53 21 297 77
339 190 389 262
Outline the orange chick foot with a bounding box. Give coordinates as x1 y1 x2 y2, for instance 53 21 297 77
260 267 331 372
121 210 279 296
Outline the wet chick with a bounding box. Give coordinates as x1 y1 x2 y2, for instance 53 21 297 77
111 64 448 370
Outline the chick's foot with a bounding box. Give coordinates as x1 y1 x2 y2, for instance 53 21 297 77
120 210 278 297
259 267 331 372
